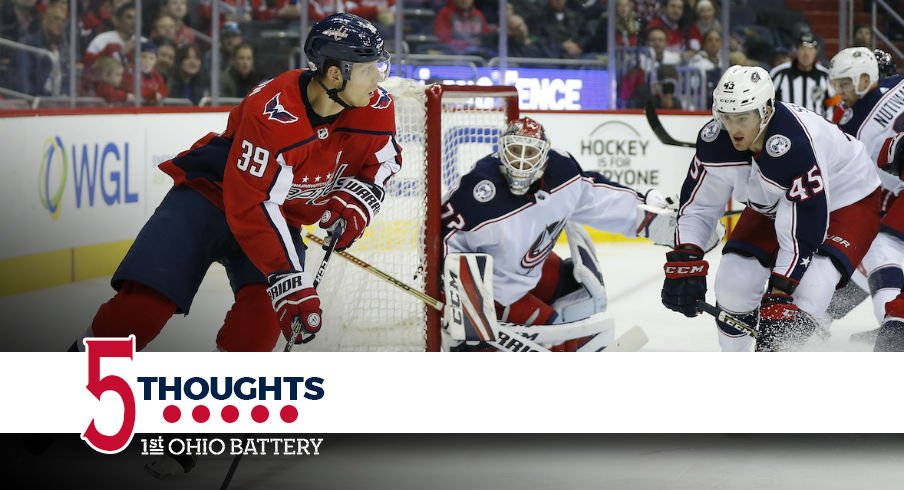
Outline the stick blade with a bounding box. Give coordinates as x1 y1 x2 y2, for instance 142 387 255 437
601 326 648 352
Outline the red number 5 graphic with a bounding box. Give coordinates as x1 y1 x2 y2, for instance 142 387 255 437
81 336 136 454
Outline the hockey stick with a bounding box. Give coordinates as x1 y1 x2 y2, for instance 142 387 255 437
638 203 742 218
696 299 759 338
283 220 345 352
304 232 444 311
645 101 696 148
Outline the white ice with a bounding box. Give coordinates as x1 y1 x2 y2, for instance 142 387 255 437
0 241 880 352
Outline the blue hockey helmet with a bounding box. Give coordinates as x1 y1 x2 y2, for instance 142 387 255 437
304 13 390 82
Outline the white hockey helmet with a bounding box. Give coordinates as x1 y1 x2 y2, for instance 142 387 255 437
829 47 879 97
498 117 551 195
712 65 775 134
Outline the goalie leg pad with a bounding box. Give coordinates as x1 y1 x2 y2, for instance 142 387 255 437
497 294 557 326
91 281 177 351
216 284 281 352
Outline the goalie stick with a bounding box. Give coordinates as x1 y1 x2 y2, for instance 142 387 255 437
645 101 696 148
639 203 743 218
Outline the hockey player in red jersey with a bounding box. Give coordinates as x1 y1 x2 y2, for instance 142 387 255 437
72 13 400 352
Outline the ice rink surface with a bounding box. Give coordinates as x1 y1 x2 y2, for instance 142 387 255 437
0 241 881 352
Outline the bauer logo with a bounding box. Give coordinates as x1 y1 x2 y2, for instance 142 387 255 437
580 121 658 187
80 337 326 455
37 136 140 219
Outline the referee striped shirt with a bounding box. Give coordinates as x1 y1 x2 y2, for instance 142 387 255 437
770 61 833 115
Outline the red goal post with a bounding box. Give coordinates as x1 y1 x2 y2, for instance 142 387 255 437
309 81 520 352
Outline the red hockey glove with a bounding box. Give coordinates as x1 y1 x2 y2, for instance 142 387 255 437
319 178 384 251
879 133 904 176
267 271 321 344
661 245 708 317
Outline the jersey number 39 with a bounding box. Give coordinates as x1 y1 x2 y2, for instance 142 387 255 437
237 139 270 178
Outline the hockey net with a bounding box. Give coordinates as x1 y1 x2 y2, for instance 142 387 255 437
305 80 519 351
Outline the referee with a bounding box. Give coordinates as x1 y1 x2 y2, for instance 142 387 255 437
770 32 833 115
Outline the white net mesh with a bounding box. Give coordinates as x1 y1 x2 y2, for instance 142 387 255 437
304 80 516 351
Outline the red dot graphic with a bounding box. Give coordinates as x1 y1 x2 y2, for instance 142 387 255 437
221 405 239 423
163 405 181 423
192 405 210 423
251 405 269 423
280 405 298 423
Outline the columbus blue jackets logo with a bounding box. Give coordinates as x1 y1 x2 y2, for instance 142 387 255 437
765 135 791 157
371 87 392 109
473 180 496 202
701 120 721 142
839 107 853 126
521 219 567 269
264 93 298 124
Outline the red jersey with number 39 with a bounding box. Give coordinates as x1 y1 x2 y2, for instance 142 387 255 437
159 69 401 276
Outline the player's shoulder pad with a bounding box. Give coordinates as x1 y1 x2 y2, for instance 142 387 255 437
695 118 748 163
542 148 584 190
759 103 819 184
445 155 529 231
336 86 396 133
249 70 306 126
840 79 900 132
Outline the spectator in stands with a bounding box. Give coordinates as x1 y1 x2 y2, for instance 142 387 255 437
167 43 209 105
0 0 39 41
770 47 791 70
529 0 587 59
586 0 640 54
770 31 832 114
156 38 177 83
687 29 723 73
278 0 395 34
220 42 263 98
852 24 873 48
645 0 685 51
92 55 133 104
15 0 69 96
84 1 146 71
505 1 546 58
159 0 195 47
204 21 243 72
123 40 168 104
150 14 178 46
433 0 494 56
197 0 252 33
634 0 660 27
651 64 682 109
79 0 124 47
640 26 680 73
685 0 720 52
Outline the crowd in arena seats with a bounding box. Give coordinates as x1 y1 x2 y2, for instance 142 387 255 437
0 0 901 109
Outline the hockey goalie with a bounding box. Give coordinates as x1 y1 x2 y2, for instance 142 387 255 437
439 117 723 352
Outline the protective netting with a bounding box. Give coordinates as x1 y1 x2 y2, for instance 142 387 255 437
306 80 516 351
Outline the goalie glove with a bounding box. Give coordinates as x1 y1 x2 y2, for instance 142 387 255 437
319 178 384 251
267 271 321 344
879 133 904 176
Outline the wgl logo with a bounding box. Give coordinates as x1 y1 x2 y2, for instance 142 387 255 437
38 136 139 220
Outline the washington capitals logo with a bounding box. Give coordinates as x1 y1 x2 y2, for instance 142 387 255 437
264 93 298 124
521 219 567 269
371 87 391 109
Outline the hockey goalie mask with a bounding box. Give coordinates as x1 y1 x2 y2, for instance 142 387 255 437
499 117 551 195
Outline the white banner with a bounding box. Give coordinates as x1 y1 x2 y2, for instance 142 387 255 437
2 348 901 452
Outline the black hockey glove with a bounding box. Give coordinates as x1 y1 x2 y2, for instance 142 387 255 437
661 245 708 317
879 133 904 176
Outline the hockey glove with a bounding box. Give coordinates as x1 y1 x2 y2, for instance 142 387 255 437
661 245 708 317
879 133 904 176
319 178 384 251
756 292 818 351
267 271 321 344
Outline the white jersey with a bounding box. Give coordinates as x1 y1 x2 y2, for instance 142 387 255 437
837 74 904 194
442 150 644 306
677 101 880 285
